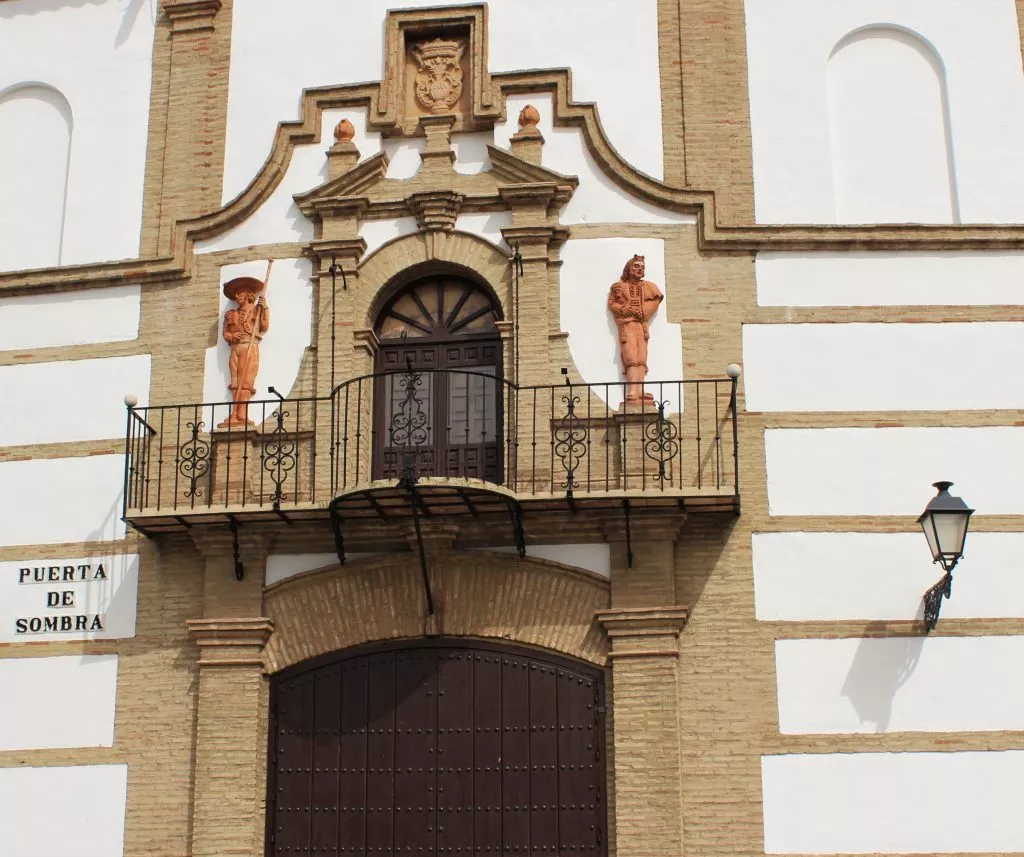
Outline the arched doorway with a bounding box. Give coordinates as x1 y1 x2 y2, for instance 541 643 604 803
373 275 504 482
266 638 607 856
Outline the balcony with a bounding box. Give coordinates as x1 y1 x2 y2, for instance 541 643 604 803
122 369 739 537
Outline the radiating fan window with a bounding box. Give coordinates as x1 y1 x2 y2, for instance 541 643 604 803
377 278 498 340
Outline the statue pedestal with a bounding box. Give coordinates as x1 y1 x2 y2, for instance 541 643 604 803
613 405 677 491
211 425 261 507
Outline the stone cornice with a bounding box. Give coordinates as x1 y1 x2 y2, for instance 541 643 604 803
162 0 222 33
596 607 689 659
596 607 689 637
186 617 274 667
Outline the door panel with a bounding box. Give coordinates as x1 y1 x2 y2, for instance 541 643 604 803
267 641 606 857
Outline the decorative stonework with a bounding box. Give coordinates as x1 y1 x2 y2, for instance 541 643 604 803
378 6 499 135
409 190 464 233
412 38 466 114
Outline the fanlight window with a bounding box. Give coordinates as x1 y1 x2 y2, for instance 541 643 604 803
377 277 498 340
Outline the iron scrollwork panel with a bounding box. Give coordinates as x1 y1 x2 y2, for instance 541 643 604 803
386 364 433 482
553 390 588 493
642 400 680 482
264 408 297 507
178 420 211 499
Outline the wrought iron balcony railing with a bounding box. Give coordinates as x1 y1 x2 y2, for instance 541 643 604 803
123 370 739 532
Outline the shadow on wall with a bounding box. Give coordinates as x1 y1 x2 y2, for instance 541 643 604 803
0 0 155 47
827 25 959 224
840 621 925 732
0 84 72 272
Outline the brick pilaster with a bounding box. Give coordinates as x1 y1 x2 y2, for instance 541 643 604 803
597 607 689 857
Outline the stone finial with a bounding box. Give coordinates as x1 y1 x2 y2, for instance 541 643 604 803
333 118 355 143
327 118 360 179
517 104 541 133
510 103 544 165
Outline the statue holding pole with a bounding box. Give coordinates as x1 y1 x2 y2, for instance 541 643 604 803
219 259 273 428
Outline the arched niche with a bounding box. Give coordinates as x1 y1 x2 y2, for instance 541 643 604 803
262 551 610 673
827 27 958 224
0 84 73 271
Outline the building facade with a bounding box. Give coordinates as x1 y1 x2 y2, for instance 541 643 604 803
2 1 1024 855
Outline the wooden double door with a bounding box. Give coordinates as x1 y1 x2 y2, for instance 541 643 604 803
267 639 607 856
372 276 504 483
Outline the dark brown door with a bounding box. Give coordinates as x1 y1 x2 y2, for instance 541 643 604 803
267 639 607 857
373 277 503 483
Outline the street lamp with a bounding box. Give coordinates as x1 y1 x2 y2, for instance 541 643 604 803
918 481 974 632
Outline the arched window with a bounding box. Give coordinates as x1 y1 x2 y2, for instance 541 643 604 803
0 85 73 271
373 275 504 482
827 27 957 224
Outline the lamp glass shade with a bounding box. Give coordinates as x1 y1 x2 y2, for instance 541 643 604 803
917 482 974 570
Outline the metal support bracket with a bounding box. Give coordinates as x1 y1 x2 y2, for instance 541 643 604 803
401 477 435 616
923 571 953 632
623 499 633 569
509 501 526 558
229 518 244 580
329 499 347 567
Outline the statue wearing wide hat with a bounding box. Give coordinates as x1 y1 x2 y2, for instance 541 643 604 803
219 263 272 428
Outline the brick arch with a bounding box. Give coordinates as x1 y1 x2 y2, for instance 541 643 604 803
356 230 513 330
262 551 610 672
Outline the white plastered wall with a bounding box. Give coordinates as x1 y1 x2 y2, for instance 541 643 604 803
762 751 1024 853
755 251 1024 306
479 544 611 578
0 355 151 446
775 636 1024 734
0 456 127 547
0 764 128 857
202 258 313 408
493 94 692 227
743 323 1024 412
0 0 156 270
753 532 1024 621
222 0 663 204
0 285 141 350
765 427 1024 515
0 655 118 749
744 0 1024 224
561 238 683 409
265 552 382 586
0 554 139 643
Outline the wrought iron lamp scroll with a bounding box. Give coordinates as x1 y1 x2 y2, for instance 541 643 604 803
918 481 974 632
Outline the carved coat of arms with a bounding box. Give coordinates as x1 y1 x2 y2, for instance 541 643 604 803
412 38 466 113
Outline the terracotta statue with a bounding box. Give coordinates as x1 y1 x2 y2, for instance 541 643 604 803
607 255 664 403
219 261 272 428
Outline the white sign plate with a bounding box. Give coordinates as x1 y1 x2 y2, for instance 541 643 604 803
0 554 139 642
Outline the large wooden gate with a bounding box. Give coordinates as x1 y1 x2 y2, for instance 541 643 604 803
267 639 607 856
